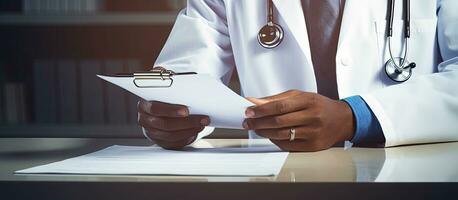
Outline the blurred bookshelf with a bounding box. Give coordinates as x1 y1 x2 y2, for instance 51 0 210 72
1 0 187 13
0 0 183 25
0 13 179 25
0 0 247 138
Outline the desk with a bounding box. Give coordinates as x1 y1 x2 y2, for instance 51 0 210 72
0 138 456 199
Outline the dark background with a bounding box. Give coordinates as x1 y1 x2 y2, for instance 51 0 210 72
0 0 244 138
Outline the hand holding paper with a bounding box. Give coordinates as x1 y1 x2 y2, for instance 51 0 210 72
98 72 253 129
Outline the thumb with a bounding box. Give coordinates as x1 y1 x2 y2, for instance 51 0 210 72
246 90 302 105
262 90 302 102
246 97 269 105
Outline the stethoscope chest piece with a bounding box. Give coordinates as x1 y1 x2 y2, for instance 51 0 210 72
258 22 284 49
385 57 415 82
258 0 284 49
384 0 416 83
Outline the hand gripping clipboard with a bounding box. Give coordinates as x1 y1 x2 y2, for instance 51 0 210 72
98 68 254 129
115 69 197 88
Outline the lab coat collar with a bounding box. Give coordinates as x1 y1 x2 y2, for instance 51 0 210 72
336 0 353 56
272 0 353 65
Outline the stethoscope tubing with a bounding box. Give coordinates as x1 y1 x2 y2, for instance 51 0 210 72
386 0 411 72
387 36 410 72
267 0 274 23
258 0 414 82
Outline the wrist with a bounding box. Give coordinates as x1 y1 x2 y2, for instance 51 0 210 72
337 100 356 142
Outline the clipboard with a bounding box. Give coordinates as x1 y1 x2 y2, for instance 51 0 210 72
97 68 254 129
115 69 197 88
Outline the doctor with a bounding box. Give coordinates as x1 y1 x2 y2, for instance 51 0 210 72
137 0 458 151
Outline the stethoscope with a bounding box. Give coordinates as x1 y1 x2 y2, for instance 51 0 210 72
384 0 416 82
257 0 416 82
257 0 284 49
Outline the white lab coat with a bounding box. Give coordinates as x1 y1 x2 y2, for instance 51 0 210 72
153 0 458 147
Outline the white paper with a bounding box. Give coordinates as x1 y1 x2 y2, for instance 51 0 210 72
16 145 288 176
97 74 254 129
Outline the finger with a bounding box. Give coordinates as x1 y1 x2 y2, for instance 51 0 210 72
244 109 317 129
246 93 315 118
138 100 189 117
270 139 326 152
254 126 315 140
246 90 303 107
259 90 303 102
246 97 269 106
145 126 204 143
138 113 210 131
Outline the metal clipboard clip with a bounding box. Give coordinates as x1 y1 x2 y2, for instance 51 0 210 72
116 69 197 88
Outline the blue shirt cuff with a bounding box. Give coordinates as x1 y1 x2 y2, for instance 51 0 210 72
342 96 385 144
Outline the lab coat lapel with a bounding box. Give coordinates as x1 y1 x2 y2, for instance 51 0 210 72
272 0 313 68
336 0 356 55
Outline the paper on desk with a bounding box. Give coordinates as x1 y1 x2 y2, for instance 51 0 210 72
16 145 288 176
97 74 254 129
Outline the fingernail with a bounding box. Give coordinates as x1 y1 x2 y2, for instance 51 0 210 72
200 117 210 126
245 108 255 118
177 109 188 116
243 120 249 129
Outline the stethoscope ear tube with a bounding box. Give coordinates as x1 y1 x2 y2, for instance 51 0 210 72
385 0 415 83
404 0 411 38
387 0 395 37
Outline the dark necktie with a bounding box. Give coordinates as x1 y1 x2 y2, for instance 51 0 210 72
302 0 345 100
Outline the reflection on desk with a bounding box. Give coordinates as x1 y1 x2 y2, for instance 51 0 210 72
0 138 457 182
272 140 458 182
375 143 458 182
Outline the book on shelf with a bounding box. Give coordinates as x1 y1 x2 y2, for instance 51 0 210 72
33 60 58 123
0 0 22 12
30 58 148 126
0 91 2 124
0 63 4 124
3 83 28 124
104 60 128 124
80 60 105 124
57 60 79 124
22 0 103 14
20 0 186 14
